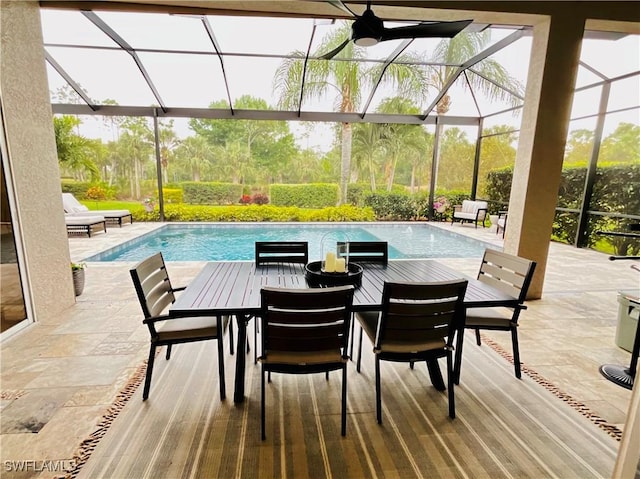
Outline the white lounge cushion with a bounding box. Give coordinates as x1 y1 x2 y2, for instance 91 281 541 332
64 214 105 225
66 209 131 217
62 193 131 217
454 200 487 219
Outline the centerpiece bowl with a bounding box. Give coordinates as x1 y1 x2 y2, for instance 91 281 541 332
305 261 363 288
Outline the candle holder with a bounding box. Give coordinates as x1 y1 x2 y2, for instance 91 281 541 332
321 232 350 274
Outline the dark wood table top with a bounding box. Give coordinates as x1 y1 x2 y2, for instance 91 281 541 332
170 259 518 317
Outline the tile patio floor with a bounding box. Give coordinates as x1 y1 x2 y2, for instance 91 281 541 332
0 220 637 477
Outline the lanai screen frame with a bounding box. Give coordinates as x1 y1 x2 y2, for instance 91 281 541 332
43 4 639 248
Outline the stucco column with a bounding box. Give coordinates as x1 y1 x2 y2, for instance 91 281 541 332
1 1 76 319
504 13 585 299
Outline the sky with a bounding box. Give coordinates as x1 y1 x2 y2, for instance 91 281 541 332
40 8 640 152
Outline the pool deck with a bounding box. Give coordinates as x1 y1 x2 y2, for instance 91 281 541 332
1 220 637 475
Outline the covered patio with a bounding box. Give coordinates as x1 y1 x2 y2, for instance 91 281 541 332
0 223 637 477
1 1 639 477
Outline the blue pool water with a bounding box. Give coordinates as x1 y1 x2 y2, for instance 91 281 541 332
85 223 495 262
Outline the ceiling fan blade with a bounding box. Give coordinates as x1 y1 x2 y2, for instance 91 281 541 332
380 19 473 42
318 37 351 60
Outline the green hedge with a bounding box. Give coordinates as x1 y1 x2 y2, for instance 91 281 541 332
135 204 375 222
364 193 417 221
270 184 338 208
159 188 183 204
181 182 243 205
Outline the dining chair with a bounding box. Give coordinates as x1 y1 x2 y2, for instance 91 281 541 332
337 241 388 265
255 241 309 265
130 252 232 401
453 249 537 383
253 241 309 363
337 241 389 359
355 280 468 422
258 285 354 440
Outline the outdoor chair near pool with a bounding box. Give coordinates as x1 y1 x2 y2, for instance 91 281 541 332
496 211 508 238
258 285 354 439
454 249 537 383
336 241 389 359
62 192 133 227
253 241 309 363
130 252 234 401
354 280 468 421
64 213 107 237
451 200 488 228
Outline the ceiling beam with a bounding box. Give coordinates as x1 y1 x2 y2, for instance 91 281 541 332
51 104 480 126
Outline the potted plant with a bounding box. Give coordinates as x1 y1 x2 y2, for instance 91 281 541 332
71 262 86 296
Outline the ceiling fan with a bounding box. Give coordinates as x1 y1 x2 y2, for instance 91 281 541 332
319 1 473 60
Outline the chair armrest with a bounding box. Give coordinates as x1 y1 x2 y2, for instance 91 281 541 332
143 314 174 325
498 210 508 219
476 208 488 219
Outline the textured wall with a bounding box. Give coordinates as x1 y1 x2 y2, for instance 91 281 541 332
1 1 76 320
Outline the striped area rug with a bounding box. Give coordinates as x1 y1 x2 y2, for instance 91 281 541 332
74 330 619 479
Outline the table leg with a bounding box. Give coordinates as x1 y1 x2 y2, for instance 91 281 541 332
233 314 249 403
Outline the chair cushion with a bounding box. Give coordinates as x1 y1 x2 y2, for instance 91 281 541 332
156 315 222 341
64 214 105 225
378 338 446 354
454 212 478 220
355 311 380 343
465 307 513 328
261 349 343 365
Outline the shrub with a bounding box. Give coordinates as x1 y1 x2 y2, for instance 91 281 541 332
86 185 107 200
239 194 251 205
364 193 417 220
251 193 269 205
182 182 243 205
61 180 90 199
270 184 338 208
160 188 183 204
135 204 375 223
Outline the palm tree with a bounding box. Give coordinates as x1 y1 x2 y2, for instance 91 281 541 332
274 23 428 205
427 31 524 190
351 122 383 191
376 97 425 191
175 136 213 182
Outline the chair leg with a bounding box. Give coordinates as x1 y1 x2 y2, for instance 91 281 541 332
511 326 522 379
227 316 235 355
426 360 445 391
375 356 382 424
453 328 464 385
261 365 266 440
348 317 355 360
341 364 347 436
475 328 482 346
217 333 226 401
165 344 172 360
254 319 258 364
143 344 157 401
356 326 364 373
326 371 329 380
447 350 455 419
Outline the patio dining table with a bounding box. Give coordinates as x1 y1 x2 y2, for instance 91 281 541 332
169 259 519 403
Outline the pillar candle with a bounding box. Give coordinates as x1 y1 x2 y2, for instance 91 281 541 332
335 257 346 273
325 251 336 272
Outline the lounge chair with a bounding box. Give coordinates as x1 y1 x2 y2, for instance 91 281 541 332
451 200 488 228
65 214 107 237
62 193 133 227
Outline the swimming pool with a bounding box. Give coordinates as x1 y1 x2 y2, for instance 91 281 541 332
86 223 496 262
